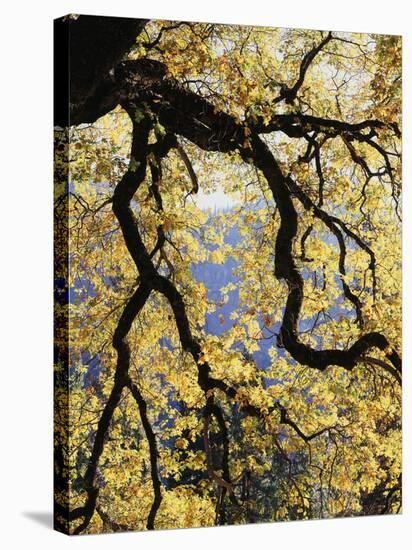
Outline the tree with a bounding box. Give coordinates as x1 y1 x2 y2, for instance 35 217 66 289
54 15 402 534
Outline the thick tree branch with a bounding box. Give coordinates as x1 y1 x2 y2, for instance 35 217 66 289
55 15 149 126
242 133 401 378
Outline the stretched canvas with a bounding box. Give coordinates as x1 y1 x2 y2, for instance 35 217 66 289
54 14 402 535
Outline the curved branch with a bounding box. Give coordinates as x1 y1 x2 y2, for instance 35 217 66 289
70 283 152 534
287 177 364 327
278 404 331 442
250 112 399 139
176 141 199 196
363 356 402 387
243 133 401 379
275 32 333 104
128 380 162 529
68 113 156 534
